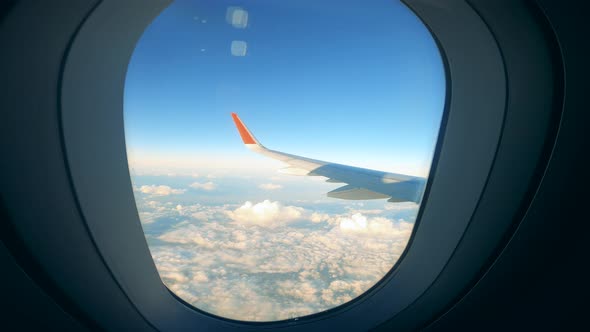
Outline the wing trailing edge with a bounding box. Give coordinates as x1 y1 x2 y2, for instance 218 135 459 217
328 185 390 200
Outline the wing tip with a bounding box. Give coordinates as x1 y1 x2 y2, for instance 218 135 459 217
231 113 258 145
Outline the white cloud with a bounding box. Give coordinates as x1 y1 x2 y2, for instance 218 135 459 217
134 200 174 224
138 185 186 196
158 225 215 248
146 201 160 208
232 230 247 242
190 181 217 191
338 213 414 238
226 200 303 227
321 280 373 306
258 183 283 190
310 212 329 223
339 213 369 232
160 271 189 284
192 271 209 283
191 211 209 220
277 280 318 302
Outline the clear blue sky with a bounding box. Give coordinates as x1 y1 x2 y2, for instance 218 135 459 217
124 0 445 176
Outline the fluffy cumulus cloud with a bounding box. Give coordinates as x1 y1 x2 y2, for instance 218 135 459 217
190 181 217 191
226 200 303 227
258 183 283 190
338 213 413 238
138 185 186 196
137 195 418 322
310 212 331 223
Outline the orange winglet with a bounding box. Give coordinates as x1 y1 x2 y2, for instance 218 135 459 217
231 113 257 145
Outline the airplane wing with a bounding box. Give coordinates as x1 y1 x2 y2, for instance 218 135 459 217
231 113 426 203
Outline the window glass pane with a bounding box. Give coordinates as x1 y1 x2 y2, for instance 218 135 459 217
125 0 445 322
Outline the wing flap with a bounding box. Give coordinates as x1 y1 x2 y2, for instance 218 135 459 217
327 185 390 200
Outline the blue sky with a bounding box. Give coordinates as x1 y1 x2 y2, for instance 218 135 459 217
124 0 445 177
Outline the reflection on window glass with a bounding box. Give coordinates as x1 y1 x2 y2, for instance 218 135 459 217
124 0 445 322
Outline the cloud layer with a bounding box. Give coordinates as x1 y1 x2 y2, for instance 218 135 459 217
138 185 186 196
136 196 417 321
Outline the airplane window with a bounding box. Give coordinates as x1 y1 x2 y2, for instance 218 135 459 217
124 0 445 322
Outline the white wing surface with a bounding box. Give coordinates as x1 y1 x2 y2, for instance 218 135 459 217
231 113 426 203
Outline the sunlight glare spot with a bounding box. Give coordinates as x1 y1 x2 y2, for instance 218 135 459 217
231 40 248 56
226 7 249 29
